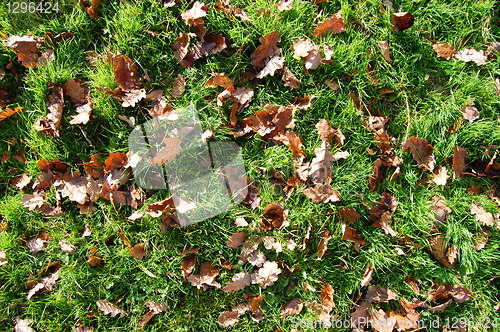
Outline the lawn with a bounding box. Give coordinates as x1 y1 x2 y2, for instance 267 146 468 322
0 0 499 331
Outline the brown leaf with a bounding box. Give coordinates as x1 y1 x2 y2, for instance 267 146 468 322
250 261 282 288
404 276 420 294
217 311 240 327
377 40 392 62
281 66 300 89
88 248 103 267
432 166 449 186
251 31 281 68
0 250 7 267
104 152 128 172
308 142 334 184
455 48 487 65
215 0 251 22
96 300 128 317
428 234 455 269
149 137 182 164
361 264 374 287
34 86 65 138
433 42 456 59
181 1 208 22
222 272 251 292
317 229 332 258
291 39 315 58
342 223 366 250
366 286 397 303
181 254 197 278
0 106 22 122
337 207 360 224
172 33 190 62
129 243 146 259
109 54 141 91
276 0 293 11
280 298 304 318
227 231 247 248
262 202 289 230
471 203 494 226
304 183 341 203
370 309 396 332
80 0 101 19
59 241 76 253
368 158 384 191
206 72 235 92
390 12 414 32
431 196 452 224
171 74 186 98
14 318 35 332
402 136 435 172
316 119 336 142
2 35 42 68
320 283 335 311
460 104 480 123
187 262 221 290
325 79 340 91
314 12 346 37
256 56 285 79
26 264 60 300
452 145 468 178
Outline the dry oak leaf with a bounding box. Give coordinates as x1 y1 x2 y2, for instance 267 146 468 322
239 240 266 266
455 48 487 66
80 0 101 19
431 196 452 224
12 173 31 189
337 207 360 224
215 0 252 22
205 72 235 92
341 223 366 250
256 55 285 78
325 79 340 91
88 248 103 267
0 106 23 122
14 318 35 332
432 166 449 186
276 0 293 11
181 254 197 278
402 136 435 172
314 12 346 37
471 203 494 227
320 283 335 311
390 12 414 32
304 183 341 203
181 1 208 22
129 243 147 259
317 229 332 258
365 286 397 303
27 264 60 300
217 310 240 327
280 298 304 318
428 234 455 269
59 240 76 253
251 30 281 68
187 262 221 290
138 300 169 327
34 86 64 138
251 261 282 288
2 35 42 68
262 202 289 230
109 54 141 91
0 249 7 266
291 39 315 58
227 231 247 248
433 42 456 59
96 300 128 318
316 119 336 142
452 145 468 178
281 66 300 89
222 272 251 292
149 137 182 164
370 309 396 332
377 40 392 62
171 74 186 98
361 264 374 287
460 104 480 123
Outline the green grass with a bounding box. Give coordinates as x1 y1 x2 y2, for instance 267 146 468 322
0 0 499 331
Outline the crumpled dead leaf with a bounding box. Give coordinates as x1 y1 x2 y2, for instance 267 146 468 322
96 300 128 318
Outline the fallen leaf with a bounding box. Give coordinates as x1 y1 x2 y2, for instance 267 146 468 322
291 39 315 58
361 264 374 287
366 286 397 303
256 55 284 78
281 66 300 89
129 243 146 259
96 300 128 317
428 234 455 269
34 86 65 138
215 0 252 22
432 166 449 186
460 104 480 123
149 137 182 164
314 12 346 37
342 223 366 250
0 106 23 122
80 0 101 19
138 300 169 327
187 262 221 290
27 265 60 299
325 79 340 91
227 231 247 248
377 40 392 62
317 229 332 258
251 31 280 68
0 250 6 266
402 136 435 172
455 48 487 65
404 276 420 294
391 12 414 32
280 298 304 318
217 310 240 327
59 241 75 253
14 318 35 332
276 0 293 11
471 203 494 226
222 272 251 292
181 1 208 22
88 248 103 267
320 283 335 311
181 254 197 278
171 74 186 98
337 207 360 223
452 145 468 178
433 42 456 59
304 183 341 203
251 261 282 288
431 196 452 224
2 35 42 68
262 202 289 230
